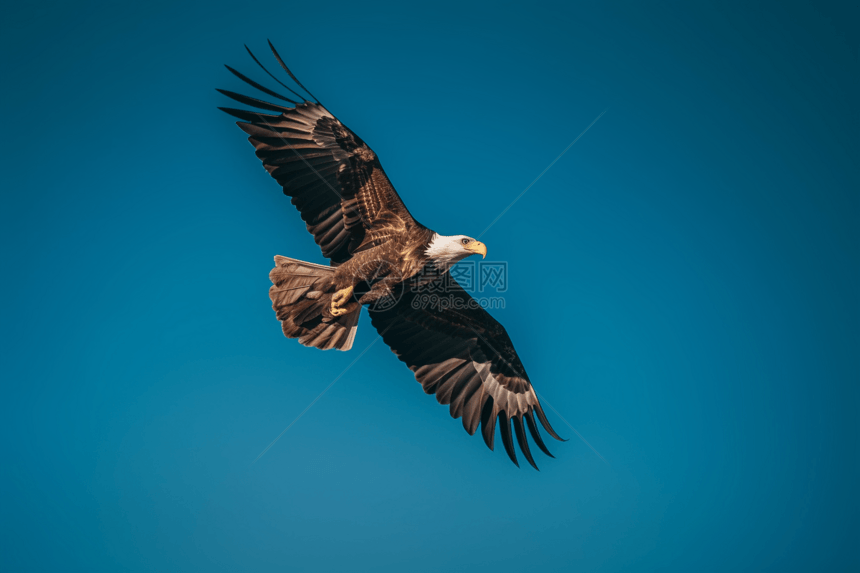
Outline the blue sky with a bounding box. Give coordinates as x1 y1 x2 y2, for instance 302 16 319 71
1 1 857 571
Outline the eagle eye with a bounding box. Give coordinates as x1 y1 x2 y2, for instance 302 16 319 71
461 238 470 245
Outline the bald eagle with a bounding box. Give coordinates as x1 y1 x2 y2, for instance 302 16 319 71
219 42 564 469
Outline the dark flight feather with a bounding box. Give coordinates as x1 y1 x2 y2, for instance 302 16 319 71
498 412 518 467
224 65 299 104
245 44 308 103
525 410 554 458
218 107 281 123
267 39 322 105
512 415 538 470
481 398 497 451
216 89 291 113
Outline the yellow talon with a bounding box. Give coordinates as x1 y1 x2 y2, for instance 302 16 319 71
331 286 357 316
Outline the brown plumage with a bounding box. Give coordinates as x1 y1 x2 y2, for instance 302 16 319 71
219 41 563 468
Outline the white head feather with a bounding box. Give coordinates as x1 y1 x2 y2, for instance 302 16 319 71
425 234 485 269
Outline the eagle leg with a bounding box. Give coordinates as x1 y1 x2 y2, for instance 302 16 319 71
357 279 396 305
331 286 359 317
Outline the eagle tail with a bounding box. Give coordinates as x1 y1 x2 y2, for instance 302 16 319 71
268 256 360 351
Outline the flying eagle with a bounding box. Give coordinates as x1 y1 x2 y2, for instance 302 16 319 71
219 42 564 468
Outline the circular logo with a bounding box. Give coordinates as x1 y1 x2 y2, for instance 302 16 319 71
354 258 405 313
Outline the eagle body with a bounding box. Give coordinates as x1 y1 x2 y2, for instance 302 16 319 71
330 223 434 298
220 42 564 469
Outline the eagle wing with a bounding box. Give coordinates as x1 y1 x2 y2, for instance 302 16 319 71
369 277 564 469
219 43 418 264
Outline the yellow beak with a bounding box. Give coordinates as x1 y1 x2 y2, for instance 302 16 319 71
465 241 487 259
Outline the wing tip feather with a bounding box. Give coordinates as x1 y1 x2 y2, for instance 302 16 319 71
534 402 565 442
513 415 538 470
267 39 322 105
525 409 554 458
498 412 519 468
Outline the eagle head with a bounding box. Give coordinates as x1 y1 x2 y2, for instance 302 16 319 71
425 234 487 267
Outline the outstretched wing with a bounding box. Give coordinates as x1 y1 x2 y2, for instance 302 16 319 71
219 42 419 265
369 277 564 469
